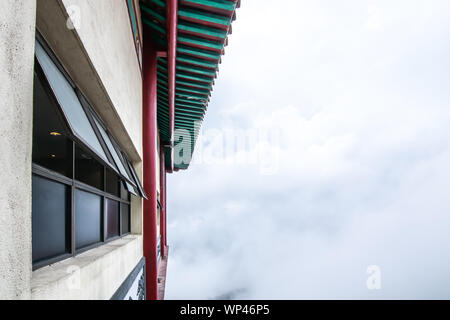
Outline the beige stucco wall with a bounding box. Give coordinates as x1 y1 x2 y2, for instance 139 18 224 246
0 0 37 300
31 235 143 300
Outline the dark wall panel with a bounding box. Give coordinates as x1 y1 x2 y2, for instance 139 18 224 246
75 189 102 249
32 175 69 263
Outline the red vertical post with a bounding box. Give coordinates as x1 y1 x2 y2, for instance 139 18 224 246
167 0 178 171
142 36 158 300
159 145 167 257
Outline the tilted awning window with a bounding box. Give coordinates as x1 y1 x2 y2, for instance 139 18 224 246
90 115 133 185
92 116 141 198
35 35 147 198
126 157 148 199
35 40 108 164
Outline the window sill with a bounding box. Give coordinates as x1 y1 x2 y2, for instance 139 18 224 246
31 234 143 300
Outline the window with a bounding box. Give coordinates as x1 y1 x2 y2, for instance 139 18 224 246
32 72 73 178
75 189 102 249
75 146 104 190
106 168 120 197
126 158 147 199
35 40 108 163
32 33 144 269
121 202 131 234
92 116 136 189
105 199 120 240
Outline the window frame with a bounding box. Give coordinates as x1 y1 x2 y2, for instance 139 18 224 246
35 39 110 168
87 103 142 191
34 32 143 189
31 34 139 270
126 158 148 199
32 159 132 270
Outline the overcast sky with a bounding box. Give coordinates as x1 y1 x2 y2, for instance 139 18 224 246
165 0 450 299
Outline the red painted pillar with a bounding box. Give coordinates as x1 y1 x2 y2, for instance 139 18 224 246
143 36 158 300
159 145 167 257
167 0 178 170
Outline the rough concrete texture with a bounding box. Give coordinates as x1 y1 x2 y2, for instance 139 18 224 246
0 0 36 299
31 235 143 300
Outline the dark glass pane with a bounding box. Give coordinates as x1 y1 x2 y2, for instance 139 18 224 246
78 98 118 172
121 203 130 234
121 180 130 201
75 146 103 190
32 175 69 263
105 169 119 196
33 72 73 177
105 199 119 239
75 189 102 249
92 117 133 183
35 40 108 162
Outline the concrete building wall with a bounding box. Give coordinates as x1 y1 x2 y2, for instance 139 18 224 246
31 235 143 300
0 0 37 299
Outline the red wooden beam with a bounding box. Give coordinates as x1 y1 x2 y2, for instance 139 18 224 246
177 38 223 54
143 29 159 300
157 51 167 58
167 0 178 171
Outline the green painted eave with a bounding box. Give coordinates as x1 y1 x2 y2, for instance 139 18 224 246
139 0 238 170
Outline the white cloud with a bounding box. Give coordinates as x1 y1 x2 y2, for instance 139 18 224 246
165 0 450 299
